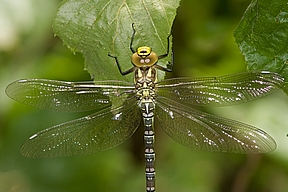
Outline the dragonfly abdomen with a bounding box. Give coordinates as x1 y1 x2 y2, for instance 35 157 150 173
139 100 156 192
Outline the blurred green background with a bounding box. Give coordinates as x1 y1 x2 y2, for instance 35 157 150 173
1 0 288 192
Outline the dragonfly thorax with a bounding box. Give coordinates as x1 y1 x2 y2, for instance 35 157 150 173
132 46 158 68
135 67 157 103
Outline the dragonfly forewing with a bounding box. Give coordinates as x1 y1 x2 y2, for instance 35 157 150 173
20 97 141 158
6 79 135 112
155 96 276 154
157 71 284 107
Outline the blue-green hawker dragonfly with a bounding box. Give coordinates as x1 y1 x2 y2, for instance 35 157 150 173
5 25 284 192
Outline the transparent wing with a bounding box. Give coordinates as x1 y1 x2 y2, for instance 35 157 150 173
155 97 276 154
20 97 141 158
6 79 134 112
157 71 284 107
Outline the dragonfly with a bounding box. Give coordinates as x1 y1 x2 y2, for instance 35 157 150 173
6 24 284 192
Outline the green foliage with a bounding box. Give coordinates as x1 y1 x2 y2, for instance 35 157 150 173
53 0 180 81
234 0 288 93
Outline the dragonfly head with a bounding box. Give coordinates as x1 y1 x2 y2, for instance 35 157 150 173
132 46 158 68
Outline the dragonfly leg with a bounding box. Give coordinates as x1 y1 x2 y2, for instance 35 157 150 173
108 53 136 75
155 33 174 72
158 33 172 59
130 23 137 53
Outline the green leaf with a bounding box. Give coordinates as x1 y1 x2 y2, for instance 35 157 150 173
234 0 288 92
53 0 180 81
